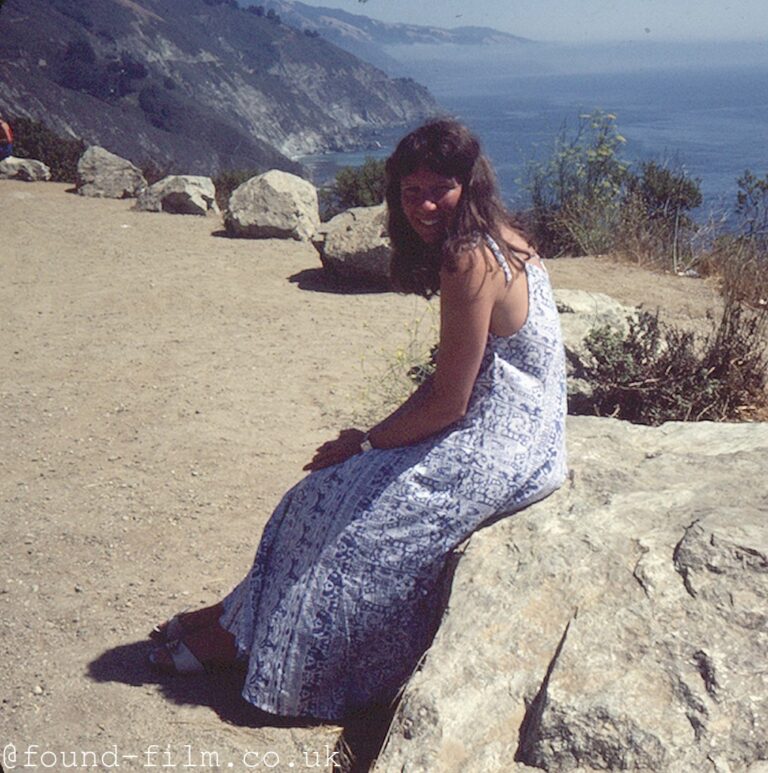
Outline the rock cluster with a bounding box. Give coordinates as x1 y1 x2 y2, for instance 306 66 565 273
375 416 768 772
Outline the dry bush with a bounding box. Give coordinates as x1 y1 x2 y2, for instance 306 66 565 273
575 299 768 424
704 236 768 310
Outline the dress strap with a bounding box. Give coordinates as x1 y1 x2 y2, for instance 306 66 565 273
483 234 513 285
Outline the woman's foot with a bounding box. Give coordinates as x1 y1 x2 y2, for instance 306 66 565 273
148 621 238 674
149 603 226 644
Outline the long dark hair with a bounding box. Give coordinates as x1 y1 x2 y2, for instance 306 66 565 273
386 118 530 298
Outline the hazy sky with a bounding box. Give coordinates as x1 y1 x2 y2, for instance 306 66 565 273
298 0 768 42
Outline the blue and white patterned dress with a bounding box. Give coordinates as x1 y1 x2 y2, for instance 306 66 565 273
220 237 567 721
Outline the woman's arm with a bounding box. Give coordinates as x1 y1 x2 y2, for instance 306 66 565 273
367 248 496 446
305 247 498 470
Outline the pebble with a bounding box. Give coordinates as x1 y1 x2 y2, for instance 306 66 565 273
32 685 43 695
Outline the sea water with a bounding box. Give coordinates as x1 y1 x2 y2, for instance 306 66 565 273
300 41 768 217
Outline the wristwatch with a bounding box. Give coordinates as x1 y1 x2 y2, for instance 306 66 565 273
360 432 374 452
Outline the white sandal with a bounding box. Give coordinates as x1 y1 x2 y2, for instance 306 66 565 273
148 638 207 674
149 611 188 644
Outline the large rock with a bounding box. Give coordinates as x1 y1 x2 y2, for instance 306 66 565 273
76 146 146 199
224 169 319 241
375 416 768 772
0 156 51 181
134 175 219 216
315 204 391 288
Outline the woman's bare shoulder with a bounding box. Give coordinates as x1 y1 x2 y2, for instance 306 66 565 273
441 236 485 270
498 225 544 269
498 224 531 254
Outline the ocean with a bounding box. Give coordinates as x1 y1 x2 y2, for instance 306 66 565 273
300 41 768 217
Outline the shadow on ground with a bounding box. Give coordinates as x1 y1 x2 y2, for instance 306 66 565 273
87 640 299 728
88 641 396 771
288 268 389 295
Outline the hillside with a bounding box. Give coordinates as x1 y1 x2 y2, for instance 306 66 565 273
255 0 534 73
0 0 438 175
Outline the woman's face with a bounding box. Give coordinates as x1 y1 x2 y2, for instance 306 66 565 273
400 167 463 244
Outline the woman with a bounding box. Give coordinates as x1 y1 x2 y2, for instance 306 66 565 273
0 115 13 160
149 118 567 722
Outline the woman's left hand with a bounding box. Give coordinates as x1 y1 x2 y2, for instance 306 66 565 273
303 428 366 471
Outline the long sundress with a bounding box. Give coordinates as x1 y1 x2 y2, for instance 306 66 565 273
219 236 568 722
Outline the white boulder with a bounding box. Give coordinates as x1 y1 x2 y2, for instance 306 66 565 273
315 204 390 288
224 169 319 241
76 146 146 199
0 156 51 181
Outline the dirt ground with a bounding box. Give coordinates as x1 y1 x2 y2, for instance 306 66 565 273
0 181 725 771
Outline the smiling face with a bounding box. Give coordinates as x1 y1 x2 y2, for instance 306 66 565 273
400 167 463 244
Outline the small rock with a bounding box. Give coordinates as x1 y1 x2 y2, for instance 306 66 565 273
0 156 51 181
134 175 219 216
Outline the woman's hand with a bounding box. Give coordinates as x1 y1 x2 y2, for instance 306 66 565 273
303 428 366 472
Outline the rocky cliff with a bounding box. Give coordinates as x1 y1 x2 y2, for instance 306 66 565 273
255 0 534 74
0 0 438 175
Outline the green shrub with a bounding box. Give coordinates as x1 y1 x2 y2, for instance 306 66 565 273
138 85 183 132
526 111 630 257
630 160 703 224
407 343 438 386
621 160 702 269
735 169 768 247
10 116 86 182
213 168 260 210
55 37 148 102
575 301 768 424
139 159 177 186
526 111 705 267
57 38 113 98
320 157 386 221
